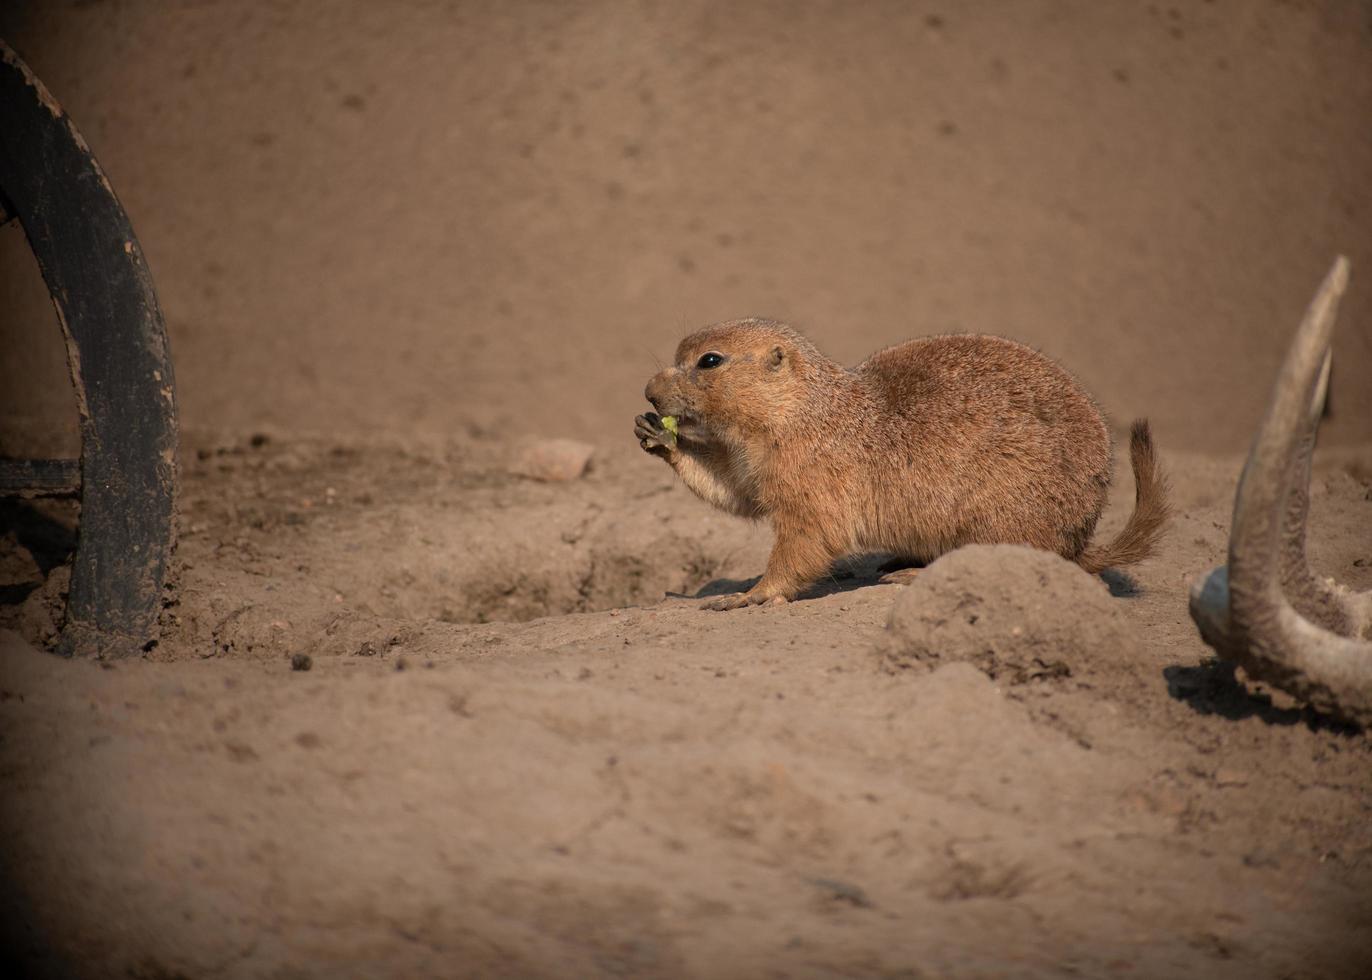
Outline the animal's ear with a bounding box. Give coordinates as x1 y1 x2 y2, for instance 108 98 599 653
767 346 785 370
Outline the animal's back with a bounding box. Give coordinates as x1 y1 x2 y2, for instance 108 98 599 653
854 334 1112 560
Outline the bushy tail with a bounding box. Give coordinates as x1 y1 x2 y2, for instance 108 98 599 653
1077 420 1171 574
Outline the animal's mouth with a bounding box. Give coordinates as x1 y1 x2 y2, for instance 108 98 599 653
649 402 698 426
665 410 703 434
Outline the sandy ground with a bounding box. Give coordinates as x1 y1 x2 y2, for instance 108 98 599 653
2 433 1371 978
2 1 1372 977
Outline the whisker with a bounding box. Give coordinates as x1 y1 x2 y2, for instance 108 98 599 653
635 343 663 371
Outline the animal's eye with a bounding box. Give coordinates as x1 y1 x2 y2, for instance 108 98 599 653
696 352 724 369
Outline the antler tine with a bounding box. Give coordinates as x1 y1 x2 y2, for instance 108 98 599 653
1276 349 1352 634
1227 257 1349 629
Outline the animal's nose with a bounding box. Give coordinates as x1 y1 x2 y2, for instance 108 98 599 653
644 375 666 412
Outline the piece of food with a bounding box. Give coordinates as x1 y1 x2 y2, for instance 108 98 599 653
659 414 679 447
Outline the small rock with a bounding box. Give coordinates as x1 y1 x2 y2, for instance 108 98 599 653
290 653 312 671
806 876 872 909
512 438 595 482
225 741 259 762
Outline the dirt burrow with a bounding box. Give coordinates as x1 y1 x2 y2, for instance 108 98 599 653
5 433 778 661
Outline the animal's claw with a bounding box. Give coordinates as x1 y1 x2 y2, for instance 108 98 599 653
701 591 788 611
634 413 675 455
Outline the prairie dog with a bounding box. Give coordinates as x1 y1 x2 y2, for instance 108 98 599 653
635 319 1169 610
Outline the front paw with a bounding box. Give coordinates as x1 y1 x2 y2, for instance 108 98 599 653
634 412 676 456
701 591 788 611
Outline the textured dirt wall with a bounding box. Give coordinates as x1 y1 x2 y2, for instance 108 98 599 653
2 0 1370 456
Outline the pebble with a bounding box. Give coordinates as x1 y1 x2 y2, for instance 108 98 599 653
512 439 595 482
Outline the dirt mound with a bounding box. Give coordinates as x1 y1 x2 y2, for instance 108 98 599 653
881 544 1136 684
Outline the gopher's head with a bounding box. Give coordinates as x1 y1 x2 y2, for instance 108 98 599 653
643 319 823 437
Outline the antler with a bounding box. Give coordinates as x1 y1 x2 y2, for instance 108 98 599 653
1189 257 1372 726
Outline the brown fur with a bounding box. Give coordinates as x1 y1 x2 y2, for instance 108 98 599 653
637 318 1170 608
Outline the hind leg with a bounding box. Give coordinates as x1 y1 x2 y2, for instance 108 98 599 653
877 555 925 585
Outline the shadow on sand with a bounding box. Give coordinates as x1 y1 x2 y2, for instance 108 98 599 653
1163 658 1360 734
